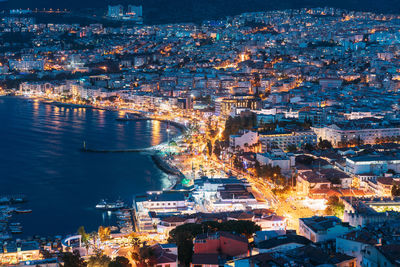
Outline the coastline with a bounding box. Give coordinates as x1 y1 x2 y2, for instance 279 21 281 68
11 94 188 187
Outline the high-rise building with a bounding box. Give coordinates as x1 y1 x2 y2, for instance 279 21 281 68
127 5 142 17
107 5 123 18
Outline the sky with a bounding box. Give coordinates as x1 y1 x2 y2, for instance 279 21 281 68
0 0 397 24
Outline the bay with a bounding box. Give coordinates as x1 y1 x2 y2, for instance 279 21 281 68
0 96 179 237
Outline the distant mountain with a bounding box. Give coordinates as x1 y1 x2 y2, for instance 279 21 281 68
1 0 399 24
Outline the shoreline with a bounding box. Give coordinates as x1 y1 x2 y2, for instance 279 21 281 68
0 95 188 239
11 94 188 186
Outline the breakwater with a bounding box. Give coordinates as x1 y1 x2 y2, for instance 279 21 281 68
81 147 153 153
151 153 184 177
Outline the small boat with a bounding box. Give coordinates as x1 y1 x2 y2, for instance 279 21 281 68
10 228 22 234
96 199 125 210
11 197 26 204
0 197 10 204
15 209 32 214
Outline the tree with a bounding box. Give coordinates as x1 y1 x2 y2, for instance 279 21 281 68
98 226 110 242
59 251 86 267
255 160 262 177
109 256 131 267
78 226 91 253
78 226 90 242
206 140 213 156
168 221 260 266
303 143 315 151
318 138 333 150
87 252 111 267
41 249 53 259
130 244 156 267
213 140 222 158
392 184 400 197
287 144 297 152
325 196 345 218
168 223 202 266
218 220 261 238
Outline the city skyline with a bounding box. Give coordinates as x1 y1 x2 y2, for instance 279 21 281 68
1 3 400 267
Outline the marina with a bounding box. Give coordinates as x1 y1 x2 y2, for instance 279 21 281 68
95 199 125 210
0 196 31 240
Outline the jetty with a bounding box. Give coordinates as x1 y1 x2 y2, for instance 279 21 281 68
81 140 156 153
82 147 154 153
151 153 184 177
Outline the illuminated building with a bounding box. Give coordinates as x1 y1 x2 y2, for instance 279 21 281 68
0 241 40 266
312 123 400 148
215 96 260 116
107 5 123 18
299 216 353 243
341 197 400 227
259 130 317 151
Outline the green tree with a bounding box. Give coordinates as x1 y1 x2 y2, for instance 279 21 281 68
303 143 315 151
168 221 260 266
87 252 111 267
168 223 203 266
218 220 261 238
78 226 90 243
287 144 297 152
98 226 111 241
213 140 222 158
60 251 86 267
392 184 400 196
318 138 333 150
108 256 131 267
325 196 345 217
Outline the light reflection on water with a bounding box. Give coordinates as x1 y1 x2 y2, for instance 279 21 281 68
0 96 180 236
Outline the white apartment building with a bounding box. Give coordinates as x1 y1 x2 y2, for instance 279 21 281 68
229 130 259 150
299 216 353 243
345 155 400 176
259 130 317 151
312 124 400 147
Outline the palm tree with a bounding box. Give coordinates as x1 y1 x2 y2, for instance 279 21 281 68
77 226 90 254
235 145 241 152
98 226 110 242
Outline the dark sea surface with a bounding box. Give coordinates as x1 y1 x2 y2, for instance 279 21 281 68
0 96 179 237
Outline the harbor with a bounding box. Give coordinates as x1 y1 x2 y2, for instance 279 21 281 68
0 196 31 241
95 199 135 234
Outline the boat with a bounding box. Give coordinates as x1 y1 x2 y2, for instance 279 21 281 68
96 199 125 210
0 197 10 204
0 195 26 204
14 209 32 214
10 227 22 234
11 197 26 204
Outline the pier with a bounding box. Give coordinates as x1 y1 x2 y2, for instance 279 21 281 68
81 147 154 153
